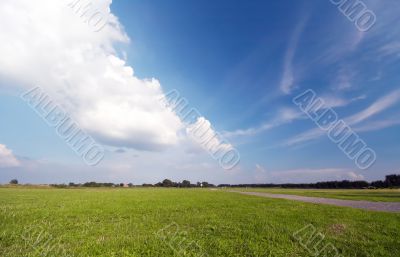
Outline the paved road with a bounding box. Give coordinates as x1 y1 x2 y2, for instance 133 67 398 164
231 191 400 213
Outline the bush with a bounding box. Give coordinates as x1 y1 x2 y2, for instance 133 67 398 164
9 179 18 185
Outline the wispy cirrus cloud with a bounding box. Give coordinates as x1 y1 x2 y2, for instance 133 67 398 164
223 93 365 140
320 94 366 108
279 18 307 95
224 108 305 138
378 42 400 58
354 118 400 132
345 89 400 125
284 89 400 146
283 127 324 147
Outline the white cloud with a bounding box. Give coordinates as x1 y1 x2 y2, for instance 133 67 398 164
344 171 364 181
0 144 20 168
0 0 183 151
187 117 234 155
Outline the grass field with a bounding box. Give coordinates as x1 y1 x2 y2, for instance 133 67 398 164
1 188 400 256
228 188 400 202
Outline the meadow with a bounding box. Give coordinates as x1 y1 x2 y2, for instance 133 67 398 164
0 187 399 256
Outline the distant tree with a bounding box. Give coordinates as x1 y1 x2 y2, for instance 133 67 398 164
201 182 211 188
181 180 191 188
162 179 174 187
83 182 99 187
371 180 385 188
9 179 18 185
128 183 134 187
385 174 400 187
51 184 67 188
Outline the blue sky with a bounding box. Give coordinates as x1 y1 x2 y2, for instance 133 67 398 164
0 0 399 184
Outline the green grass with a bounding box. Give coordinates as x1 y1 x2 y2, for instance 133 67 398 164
227 188 400 202
1 188 399 256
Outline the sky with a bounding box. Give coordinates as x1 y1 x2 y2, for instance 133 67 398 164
0 0 399 185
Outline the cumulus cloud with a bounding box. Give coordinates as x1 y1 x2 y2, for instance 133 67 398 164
0 0 182 151
0 144 20 168
187 117 235 157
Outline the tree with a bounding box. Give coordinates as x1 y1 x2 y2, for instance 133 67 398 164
371 180 385 188
162 179 174 187
181 180 191 188
9 179 18 185
385 175 400 187
201 182 211 188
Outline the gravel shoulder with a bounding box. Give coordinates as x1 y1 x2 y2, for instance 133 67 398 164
231 191 400 213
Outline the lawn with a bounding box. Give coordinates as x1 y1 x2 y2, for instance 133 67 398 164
0 188 399 256
227 188 400 202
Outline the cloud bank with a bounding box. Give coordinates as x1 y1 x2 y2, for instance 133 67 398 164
0 0 183 151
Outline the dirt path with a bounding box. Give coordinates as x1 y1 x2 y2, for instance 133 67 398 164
230 191 400 213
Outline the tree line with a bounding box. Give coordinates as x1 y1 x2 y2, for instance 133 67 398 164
218 174 400 189
6 174 399 189
47 179 216 188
